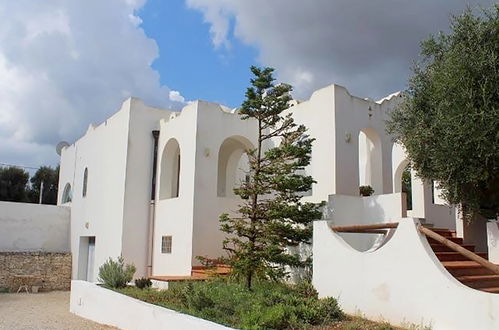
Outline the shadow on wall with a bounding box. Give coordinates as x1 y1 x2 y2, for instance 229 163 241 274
323 193 406 252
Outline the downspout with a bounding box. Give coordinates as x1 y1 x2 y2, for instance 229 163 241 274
147 130 160 277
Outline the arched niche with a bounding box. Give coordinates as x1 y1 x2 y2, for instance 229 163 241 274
358 128 383 194
217 136 253 197
159 138 181 200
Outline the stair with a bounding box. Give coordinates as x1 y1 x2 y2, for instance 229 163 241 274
423 225 499 294
150 263 231 283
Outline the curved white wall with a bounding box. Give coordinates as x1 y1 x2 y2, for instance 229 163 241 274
313 219 499 329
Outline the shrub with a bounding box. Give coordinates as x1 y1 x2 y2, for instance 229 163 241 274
359 185 374 196
135 277 152 289
98 256 136 288
118 279 344 329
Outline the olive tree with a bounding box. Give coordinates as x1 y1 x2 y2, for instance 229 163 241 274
387 6 499 219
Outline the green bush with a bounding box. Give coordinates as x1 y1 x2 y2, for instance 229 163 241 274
134 277 152 289
359 185 374 196
117 279 344 329
98 256 136 288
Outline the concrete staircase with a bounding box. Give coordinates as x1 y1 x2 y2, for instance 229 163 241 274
425 226 499 294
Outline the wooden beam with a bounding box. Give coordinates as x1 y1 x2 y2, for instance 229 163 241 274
335 229 388 234
330 222 399 232
418 225 499 275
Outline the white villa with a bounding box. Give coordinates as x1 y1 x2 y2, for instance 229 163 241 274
53 83 499 329
56 84 455 281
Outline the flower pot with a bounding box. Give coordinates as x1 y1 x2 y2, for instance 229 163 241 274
31 285 40 293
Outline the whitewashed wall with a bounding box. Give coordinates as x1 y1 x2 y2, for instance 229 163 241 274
70 280 232 330
0 201 70 252
313 218 499 330
326 193 406 251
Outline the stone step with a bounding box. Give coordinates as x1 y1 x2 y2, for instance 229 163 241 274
443 261 496 277
456 275 499 289
435 252 487 262
428 236 463 245
480 287 499 294
430 244 475 253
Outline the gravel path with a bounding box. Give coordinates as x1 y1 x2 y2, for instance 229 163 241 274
0 291 116 330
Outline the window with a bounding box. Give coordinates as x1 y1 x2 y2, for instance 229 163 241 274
62 183 72 203
82 168 88 197
161 236 172 254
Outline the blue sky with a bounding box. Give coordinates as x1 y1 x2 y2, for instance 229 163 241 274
138 0 257 108
0 0 493 169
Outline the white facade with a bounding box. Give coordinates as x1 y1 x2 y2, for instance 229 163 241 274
58 84 458 280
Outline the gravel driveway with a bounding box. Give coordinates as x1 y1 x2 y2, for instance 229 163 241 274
0 291 116 330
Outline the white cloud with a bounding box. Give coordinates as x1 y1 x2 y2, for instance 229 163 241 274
169 90 186 103
0 0 185 167
187 0 494 99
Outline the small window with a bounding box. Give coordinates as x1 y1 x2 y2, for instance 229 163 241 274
62 183 72 203
161 236 172 254
82 168 88 197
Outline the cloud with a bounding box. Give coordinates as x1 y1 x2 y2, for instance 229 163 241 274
187 0 494 99
0 0 185 167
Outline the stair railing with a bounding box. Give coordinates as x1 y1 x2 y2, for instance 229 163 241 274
418 225 499 275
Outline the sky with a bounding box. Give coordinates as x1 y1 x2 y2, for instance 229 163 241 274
0 0 494 170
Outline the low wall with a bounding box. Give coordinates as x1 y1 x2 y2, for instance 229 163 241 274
70 280 232 330
313 218 499 330
326 193 406 251
0 252 71 291
0 201 70 252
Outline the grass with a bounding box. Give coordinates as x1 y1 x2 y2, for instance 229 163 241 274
114 279 405 330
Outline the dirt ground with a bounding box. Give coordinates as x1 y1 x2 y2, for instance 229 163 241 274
0 291 115 330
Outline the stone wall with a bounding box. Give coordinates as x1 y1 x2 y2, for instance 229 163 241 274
0 252 71 291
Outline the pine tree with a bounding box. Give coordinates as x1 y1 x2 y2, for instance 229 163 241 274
220 66 324 290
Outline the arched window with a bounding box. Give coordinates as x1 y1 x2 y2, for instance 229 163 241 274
62 183 72 203
358 128 383 194
159 138 181 199
82 168 88 197
217 136 253 197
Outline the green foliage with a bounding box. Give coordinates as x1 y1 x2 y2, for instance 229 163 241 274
359 185 375 197
387 6 499 219
28 165 59 204
0 166 30 202
134 277 152 289
401 166 412 210
220 66 324 289
0 165 59 204
98 256 136 288
117 279 344 329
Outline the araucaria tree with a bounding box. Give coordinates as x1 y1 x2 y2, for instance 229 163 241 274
387 6 499 220
220 66 323 289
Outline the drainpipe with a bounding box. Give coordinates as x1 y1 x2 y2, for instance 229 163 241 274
147 130 160 277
